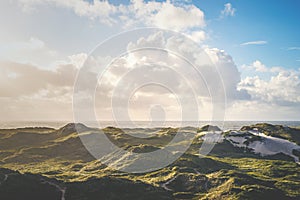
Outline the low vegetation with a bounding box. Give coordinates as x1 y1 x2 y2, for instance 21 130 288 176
0 123 299 199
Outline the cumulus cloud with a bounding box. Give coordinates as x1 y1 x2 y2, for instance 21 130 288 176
17 0 117 25
229 59 300 120
242 60 268 72
7 0 298 121
16 0 205 31
148 1 205 30
220 3 236 18
239 67 300 106
251 60 268 72
187 31 207 43
125 31 244 100
0 29 251 121
68 53 88 68
203 47 250 101
65 30 250 121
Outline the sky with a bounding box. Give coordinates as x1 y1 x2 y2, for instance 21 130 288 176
0 0 299 121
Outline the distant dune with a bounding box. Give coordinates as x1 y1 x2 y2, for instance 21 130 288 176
0 123 300 199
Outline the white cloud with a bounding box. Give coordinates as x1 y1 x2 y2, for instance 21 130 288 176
17 0 118 25
287 47 300 50
252 60 268 72
122 0 206 30
0 61 77 98
0 31 245 121
0 37 59 67
16 37 45 50
239 68 300 105
16 0 206 31
114 32 238 120
187 31 206 43
235 60 300 120
220 3 236 17
240 40 267 46
242 60 268 72
150 1 205 30
68 53 88 68
0 37 45 52
203 47 250 101
6 0 299 121
0 61 78 120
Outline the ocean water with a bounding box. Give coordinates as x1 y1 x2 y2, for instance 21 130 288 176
0 121 299 130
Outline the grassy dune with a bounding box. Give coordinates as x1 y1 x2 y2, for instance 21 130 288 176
0 123 299 199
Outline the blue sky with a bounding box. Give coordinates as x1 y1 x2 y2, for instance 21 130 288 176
198 0 300 69
107 0 300 69
0 0 299 121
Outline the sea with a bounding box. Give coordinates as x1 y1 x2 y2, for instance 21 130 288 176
0 121 300 131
